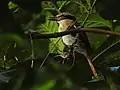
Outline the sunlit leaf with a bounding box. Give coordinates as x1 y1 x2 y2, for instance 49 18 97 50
33 80 55 90
84 14 112 28
114 24 120 32
8 2 17 9
57 1 71 11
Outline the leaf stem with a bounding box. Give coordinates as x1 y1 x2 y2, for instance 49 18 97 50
81 0 97 27
58 1 68 11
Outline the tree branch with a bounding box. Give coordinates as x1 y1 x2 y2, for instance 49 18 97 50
26 28 120 39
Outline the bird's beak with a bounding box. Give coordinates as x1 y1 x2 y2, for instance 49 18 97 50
48 16 58 21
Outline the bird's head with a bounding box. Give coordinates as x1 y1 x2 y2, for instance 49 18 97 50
49 12 76 31
48 12 76 21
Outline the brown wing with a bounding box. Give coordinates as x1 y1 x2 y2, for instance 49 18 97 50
78 32 92 56
68 25 92 57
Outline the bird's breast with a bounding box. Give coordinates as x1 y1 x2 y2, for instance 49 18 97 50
62 35 76 46
58 27 76 46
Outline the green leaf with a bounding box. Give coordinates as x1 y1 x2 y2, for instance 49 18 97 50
37 12 64 53
33 80 56 90
114 24 120 32
57 1 79 14
73 1 89 13
8 2 17 9
84 14 112 28
87 33 107 52
57 1 70 11
106 74 117 90
86 0 91 9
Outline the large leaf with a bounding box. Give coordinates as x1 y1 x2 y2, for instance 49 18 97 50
87 33 107 52
84 14 112 28
36 11 64 53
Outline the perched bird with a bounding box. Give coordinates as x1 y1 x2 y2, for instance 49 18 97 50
49 12 98 77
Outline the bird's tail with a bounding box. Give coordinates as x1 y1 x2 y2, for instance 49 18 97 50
86 55 98 78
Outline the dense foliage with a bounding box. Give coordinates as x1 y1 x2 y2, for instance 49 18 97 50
0 0 120 90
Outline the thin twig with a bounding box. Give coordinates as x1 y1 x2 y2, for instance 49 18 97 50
92 40 120 62
73 1 89 13
40 38 61 68
29 33 35 68
58 1 68 11
81 0 97 27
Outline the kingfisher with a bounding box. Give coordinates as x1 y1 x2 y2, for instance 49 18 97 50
49 12 98 77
